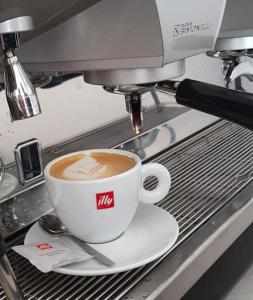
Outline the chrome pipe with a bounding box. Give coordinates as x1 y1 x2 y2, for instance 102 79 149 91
3 48 41 121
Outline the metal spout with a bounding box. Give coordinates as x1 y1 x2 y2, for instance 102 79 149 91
103 82 178 134
125 92 146 134
3 49 41 121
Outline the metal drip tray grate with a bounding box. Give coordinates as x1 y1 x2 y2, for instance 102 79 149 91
3 120 253 300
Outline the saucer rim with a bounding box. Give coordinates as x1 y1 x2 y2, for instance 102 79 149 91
24 204 179 276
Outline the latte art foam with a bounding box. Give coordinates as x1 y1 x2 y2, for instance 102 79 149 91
50 152 136 181
63 156 107 180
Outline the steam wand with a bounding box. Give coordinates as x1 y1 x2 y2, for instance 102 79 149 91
0 16 41 121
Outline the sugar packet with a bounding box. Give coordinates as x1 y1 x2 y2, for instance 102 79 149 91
12 239 93 273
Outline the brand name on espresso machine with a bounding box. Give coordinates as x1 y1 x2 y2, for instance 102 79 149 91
173 21 212 38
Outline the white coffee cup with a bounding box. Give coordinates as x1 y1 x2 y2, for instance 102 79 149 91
44 149 171 243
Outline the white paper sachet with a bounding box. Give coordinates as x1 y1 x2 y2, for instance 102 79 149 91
12 239 93 273
63 155 107 180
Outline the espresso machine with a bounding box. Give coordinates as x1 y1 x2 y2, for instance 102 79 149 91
11 0 253 134
2 0 253 299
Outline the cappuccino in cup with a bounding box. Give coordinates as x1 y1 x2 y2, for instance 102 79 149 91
50 152 136 181
45 149 171 243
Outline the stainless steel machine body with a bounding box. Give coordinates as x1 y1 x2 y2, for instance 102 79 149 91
15 0 226 76
209 0 253 87
215 0 253 51
1 0 253 299
0 0 228 134
1 108 253 299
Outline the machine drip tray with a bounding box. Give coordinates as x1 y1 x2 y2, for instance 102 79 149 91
183 224 253 300
3 120 253 299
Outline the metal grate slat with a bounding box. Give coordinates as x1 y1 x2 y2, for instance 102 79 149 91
1 120 253 299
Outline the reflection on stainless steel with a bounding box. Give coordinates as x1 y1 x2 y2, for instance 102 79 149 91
118 110 218 160
0 184 52 236
0 255 23 300
121 129 160 160
0 174 18 200
2 120 253 299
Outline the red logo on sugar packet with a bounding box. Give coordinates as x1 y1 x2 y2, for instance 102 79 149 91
96 191 114 210
36 243 53 250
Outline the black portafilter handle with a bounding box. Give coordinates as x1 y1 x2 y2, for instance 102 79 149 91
176 79 253 130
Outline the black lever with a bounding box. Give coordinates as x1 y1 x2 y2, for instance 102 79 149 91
176 79 253 130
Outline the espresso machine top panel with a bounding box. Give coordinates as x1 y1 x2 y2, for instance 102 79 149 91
16 0 227 73
219 0 253 38
0 0 100 41
214 0 253 50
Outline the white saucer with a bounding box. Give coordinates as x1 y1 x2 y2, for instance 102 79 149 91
24 204 179 276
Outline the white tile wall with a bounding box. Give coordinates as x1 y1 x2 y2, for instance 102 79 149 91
0 54 223 164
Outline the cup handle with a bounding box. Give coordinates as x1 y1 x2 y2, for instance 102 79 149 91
139 163 171 204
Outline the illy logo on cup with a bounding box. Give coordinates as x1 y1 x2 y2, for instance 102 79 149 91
96 191 115 210
36 243 53 250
